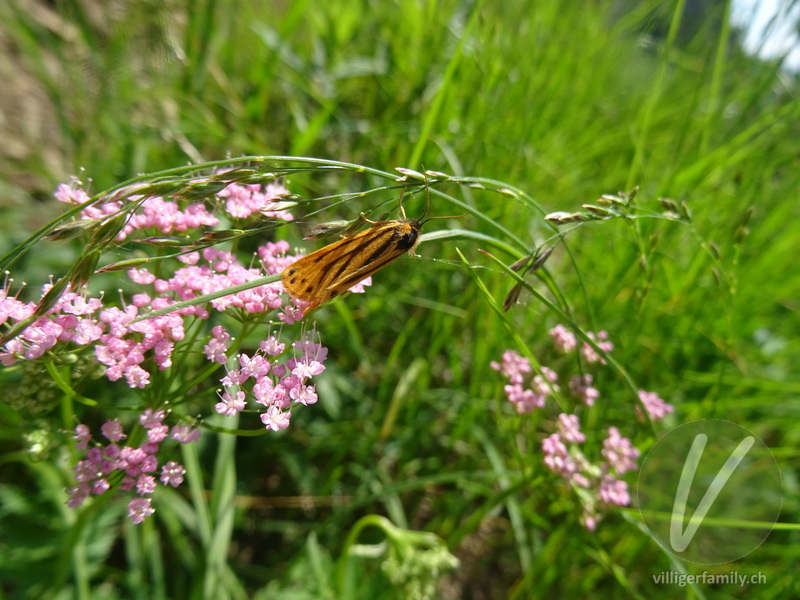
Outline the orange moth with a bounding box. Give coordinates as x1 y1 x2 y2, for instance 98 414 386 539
281 187 463 315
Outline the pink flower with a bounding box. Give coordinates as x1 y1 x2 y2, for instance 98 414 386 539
489 350 532 384
91 479 110 495
127 497 155 524
542 433 578 477
140 408 166 428
171 424 201 443
557 413 586 443
504 383 545 413
66 484 89 508
101 419 127 442
598 475 631 507
73 424 92 450
54 181 90 205
638 390 674 420
146 424 169 444
601 427 640 475
569 374 599 406
215 390 246 416
239 353 270 378
204 337 229 364
137 474 158 495
160 461 186 487
290 384 318 406
549 324 577 353
260 405 291 431
582 331 614 364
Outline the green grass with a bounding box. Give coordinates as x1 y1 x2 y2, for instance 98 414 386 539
1 0 800 598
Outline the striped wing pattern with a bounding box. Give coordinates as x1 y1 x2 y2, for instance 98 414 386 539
281 219 421 314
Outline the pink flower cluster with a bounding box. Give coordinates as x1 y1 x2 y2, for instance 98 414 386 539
67 409 200 524
637 389 675 420
489 351 559 413
1 176 367 525
0 287 104 364
0 240 302 388
542 416 640 530
54 178 293 241
217 180 295 220
1 179 314 385
549 324 614 364
491 324 675 529
209 328 328 432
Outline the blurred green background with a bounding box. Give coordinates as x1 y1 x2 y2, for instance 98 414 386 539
1 0 799 598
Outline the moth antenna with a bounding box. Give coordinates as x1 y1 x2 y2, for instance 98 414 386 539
418 173 467 224
421 210 469 225
419 175 430 221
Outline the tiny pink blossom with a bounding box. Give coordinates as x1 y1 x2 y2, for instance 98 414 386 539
259 335 284 355
269 385 290 409
347 276 372 294
260 405 291 431
279 304 306 324
71 319 103 345
171 424 201 443
179 251 200 265
215 390 246 416
569 374 599 406
582 331 614 364
101 419 127 442
140 408 166 428
237 353 270 379
54 182 90 205
136 474 157 495
601 427 640 475
504 383 545 413
221 368 248 386
124 365 151 388
638 390 674 420
140 454 158 473
66 484 90 508
146 423 169 444
531 367 559 395
549 324 577 353
128 268 157 285
91 479 110 495
581 514 599 531
74 424 92 449
557 413 586 443
542 433 577 477
204 337 229 364
290 384 318 406
160 461 186 487
598 475 631 506
252 378 276 405
87 447 103 464
75 452 98 469
489 350 532 384
292 360 323 380
128 497 155 524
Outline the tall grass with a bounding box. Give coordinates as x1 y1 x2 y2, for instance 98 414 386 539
1 0 799 598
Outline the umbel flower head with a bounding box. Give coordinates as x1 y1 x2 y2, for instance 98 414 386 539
491 325 673 529
68 410 200 524
1 174 354 524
